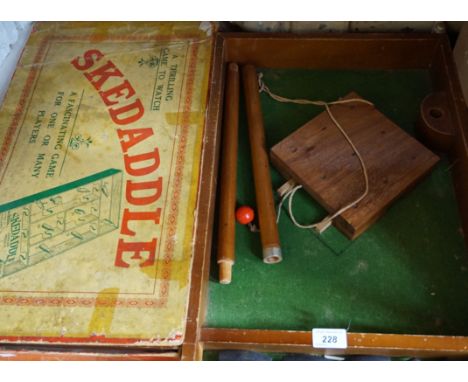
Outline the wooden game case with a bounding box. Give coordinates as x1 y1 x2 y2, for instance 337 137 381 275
181 32 468 360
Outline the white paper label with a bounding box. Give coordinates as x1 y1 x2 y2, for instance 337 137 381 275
312 328 348 349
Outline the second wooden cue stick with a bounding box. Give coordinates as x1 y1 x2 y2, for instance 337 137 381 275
242 64 282 264
217 62 240 284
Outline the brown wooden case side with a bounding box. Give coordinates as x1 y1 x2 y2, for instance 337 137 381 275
180 34 226 361
222 33 440 70
201 328 468 358
429 36 468 252
0 349 179 361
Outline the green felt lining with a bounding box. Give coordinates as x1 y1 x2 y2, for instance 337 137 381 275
206 69 468 336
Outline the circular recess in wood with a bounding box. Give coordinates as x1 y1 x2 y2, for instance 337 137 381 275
417 92 454 152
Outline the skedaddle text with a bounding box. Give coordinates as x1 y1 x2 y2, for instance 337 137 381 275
71 49 162 269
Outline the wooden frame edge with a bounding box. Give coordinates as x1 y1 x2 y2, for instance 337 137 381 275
201 328 468 358
0 349 179 361
180 34 226 361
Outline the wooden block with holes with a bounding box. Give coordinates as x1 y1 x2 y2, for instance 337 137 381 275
270 92 440 239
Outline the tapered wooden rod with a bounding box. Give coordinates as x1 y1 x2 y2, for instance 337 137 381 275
217 63 240 284
242 64 282 264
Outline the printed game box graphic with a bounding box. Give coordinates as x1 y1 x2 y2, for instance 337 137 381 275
0 22 214 347
0 169 122 279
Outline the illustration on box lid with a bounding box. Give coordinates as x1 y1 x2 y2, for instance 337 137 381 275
0 21 213 347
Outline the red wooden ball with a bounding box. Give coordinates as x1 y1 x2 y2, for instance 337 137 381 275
235 206 255 225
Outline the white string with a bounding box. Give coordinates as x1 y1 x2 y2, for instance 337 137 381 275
259 73 373 233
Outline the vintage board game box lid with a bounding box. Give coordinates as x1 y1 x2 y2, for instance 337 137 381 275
0 22 214 347
271 92 440 239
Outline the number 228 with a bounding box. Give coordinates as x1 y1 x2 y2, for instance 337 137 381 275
322 335 338 344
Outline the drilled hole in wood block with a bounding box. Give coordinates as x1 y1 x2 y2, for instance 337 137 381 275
429 108 444 119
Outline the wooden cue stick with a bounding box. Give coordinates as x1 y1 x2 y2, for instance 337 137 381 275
217 62 240 284
242 64 282 264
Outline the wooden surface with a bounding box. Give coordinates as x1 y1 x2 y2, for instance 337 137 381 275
453 23 468 108
418 91 455 151
201 328 468 358
180 35 225 361
223 33 439 70
242 64 282 263
430 36 468 256
270 92 439 239
216 62 240 284
0 348 178 361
